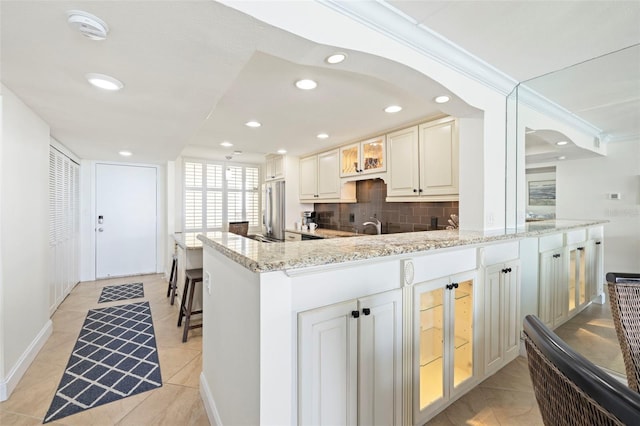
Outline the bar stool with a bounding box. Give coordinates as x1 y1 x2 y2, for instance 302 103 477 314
177 268 203 342
166 253 178 305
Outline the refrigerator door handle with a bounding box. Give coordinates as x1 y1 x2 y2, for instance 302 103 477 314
265 186 273 234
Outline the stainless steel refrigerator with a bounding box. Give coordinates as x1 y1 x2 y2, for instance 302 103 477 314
262 180 285 241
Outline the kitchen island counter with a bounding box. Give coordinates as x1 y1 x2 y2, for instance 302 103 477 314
285 227 361 239
198 219 607 273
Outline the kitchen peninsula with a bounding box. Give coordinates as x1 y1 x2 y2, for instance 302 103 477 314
197 219 606 425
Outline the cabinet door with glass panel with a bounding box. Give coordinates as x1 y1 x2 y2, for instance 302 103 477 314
340 136 386 177
412 271 476 425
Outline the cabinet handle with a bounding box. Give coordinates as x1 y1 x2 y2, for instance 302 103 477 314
419 189 423 193
363 308 371 316
577 247 584 251
596 241 602 245
501 268 508 274
453 282 459 289
507 267 512 273
445 284 452 290
553 254 561 258
351 310 360 318
413 189 418 193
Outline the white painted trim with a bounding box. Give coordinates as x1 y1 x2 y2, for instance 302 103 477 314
50 137 81 164
318 0 517 96
200 371 221 426
0 320 52 401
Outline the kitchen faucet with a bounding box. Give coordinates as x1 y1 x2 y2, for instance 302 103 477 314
363 217 381 235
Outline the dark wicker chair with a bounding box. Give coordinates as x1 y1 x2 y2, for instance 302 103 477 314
523 315 640 425
607 272 640 392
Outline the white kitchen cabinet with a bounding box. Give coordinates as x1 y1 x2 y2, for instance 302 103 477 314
538 248 567 328
340 135 386 177
264 153 285 181
483 260 520 376
298 289 402 426
567 242 590 316
387 116 459 201
412 271 476 425
299 149 356 202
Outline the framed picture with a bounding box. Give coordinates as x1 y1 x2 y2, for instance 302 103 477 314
529 180 556 206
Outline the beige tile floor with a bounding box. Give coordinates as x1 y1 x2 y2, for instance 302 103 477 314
0 275 624 426
0 274 209 426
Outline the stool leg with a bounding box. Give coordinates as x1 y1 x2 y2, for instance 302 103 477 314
169 259 179 305
167 256 177 298
182 279 197 342
177 276 189 327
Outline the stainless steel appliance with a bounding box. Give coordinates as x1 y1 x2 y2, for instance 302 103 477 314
262 180 285 241
302 210 315 226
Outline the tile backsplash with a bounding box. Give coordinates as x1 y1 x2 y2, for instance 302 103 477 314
314 179 459 234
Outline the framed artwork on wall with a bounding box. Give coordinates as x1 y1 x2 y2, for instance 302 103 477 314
528 180 556 206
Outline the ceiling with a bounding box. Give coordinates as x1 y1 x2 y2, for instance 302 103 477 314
2 1 639 165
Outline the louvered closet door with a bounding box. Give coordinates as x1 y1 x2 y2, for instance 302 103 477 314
96 163 157 278
49 147 80 314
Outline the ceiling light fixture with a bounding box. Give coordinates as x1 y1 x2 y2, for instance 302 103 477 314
220 141 233 147
233 150 243 155
118 150 132 157
557 156 566 160
66 10 109 41
277 149 287 154
434 95 450 104
556 141 568 146
317 133 329 139
384 105 402 113
325 53 347 64
295 79 318 90
245 121 261 128
86 73 124 91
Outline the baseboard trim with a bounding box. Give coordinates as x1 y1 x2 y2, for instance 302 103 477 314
200 372 223 426
0 319 53 401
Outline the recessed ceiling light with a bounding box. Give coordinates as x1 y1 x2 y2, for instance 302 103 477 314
317 133 329 139
245 121 261 128
277 149 287 154
325 53 347 64
384 105 402 113
220 141 233 147
557 156 566 160
233 150 242 155
295 79 317 90
86 73 123 91
434 95 450 104
556 141 568 146
118 150 132 157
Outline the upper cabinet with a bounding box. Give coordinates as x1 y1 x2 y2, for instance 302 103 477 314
265 154 285 181
299 149 356 203
387 116 459 201
340 136 386 177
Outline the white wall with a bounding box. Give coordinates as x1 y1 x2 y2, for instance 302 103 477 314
0 85 52 398
557 138 640 273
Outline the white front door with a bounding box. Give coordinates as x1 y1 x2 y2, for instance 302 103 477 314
96 163 157 278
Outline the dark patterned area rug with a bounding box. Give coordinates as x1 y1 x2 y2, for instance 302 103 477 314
43 301 162 423
98 282 144 303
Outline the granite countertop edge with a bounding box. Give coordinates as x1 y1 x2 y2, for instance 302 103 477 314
197 219 607 273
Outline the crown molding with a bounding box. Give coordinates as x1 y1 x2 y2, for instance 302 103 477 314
318 0 518 96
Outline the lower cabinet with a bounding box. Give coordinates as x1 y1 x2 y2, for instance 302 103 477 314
538 248 567 328
412 271 476 425
298 289 402 425
483 260 520 376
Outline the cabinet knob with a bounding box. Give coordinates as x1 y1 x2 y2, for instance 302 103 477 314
501 268 507 274
577 247 584 251
596 241 602 245
419 189 423 193
453 282 459 289
351 310 360 318
413 189 418 193
363 308 371 316
507 267 512 273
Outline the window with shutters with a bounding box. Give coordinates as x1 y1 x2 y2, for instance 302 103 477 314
183 159 261 239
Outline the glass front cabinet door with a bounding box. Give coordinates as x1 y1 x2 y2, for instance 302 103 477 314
340 136 386 177
413 272 476 424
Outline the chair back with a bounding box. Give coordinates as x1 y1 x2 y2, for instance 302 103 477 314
523 314 640 425
228 221 249 236
607 272 640 392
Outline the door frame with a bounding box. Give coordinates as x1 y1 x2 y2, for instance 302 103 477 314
81 160 165 281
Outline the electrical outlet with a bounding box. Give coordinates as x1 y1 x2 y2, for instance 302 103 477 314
349 213 355 223
205 272 211 294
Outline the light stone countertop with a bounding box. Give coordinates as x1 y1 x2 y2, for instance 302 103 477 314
197 219 607 273
173 232 204 250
